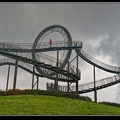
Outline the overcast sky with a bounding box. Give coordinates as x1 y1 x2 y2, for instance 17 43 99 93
0 2 120 103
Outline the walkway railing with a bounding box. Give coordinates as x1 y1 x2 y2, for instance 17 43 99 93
0 42 81 80
0 41 82 52
75 48 120 73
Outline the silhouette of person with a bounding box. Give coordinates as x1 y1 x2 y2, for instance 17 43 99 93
49 39 52 47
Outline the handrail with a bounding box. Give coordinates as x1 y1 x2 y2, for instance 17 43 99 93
75 48 120 73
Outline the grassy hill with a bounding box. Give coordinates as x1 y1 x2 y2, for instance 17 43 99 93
0 95 120 115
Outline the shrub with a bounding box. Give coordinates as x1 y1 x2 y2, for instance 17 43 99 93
79 95 92 102
0 89 92 102
99 101 120 107
0 90 6 96
6 89 23 95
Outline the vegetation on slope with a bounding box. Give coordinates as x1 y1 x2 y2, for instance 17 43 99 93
0 94 120 115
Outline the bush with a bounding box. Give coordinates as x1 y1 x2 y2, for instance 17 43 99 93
99 101 120 107
6 89 23 95
0 90 6 96
79 95 92 102
0 89 92 102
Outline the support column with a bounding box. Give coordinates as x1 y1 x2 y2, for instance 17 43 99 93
36 76 39 90
6 65 10 92
67 61 69 92
76 81 78 95
13 60 18 90
93 66 97 103
32 66 35 90
76 53 78 76
76 53 79 94
54 50 59 90
67 82 69 92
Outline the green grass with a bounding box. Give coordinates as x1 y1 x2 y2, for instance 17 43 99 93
0 95 120 115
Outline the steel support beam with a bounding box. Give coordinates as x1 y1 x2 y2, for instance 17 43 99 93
67 82 70 92
32 66 35 90
76 53 79 94
76 81 78 95
36 76 39 90
77 53 78 76
13 60 18 90
54 50 59 90
67 61 70 92
6 65 10 92
93 66 97 103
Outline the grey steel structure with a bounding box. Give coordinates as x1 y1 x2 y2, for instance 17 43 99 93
0 24 120 102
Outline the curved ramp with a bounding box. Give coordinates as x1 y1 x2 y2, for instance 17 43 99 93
0 58 80 82
47 73 120 94
75 48 120 74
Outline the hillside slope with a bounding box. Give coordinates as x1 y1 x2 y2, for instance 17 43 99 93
0 95 120 115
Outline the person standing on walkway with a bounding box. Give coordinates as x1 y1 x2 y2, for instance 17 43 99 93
49 39 52 47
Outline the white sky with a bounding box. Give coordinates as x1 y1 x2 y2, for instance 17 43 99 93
0 2 120 103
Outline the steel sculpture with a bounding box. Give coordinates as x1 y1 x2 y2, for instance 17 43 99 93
0 24 120 102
